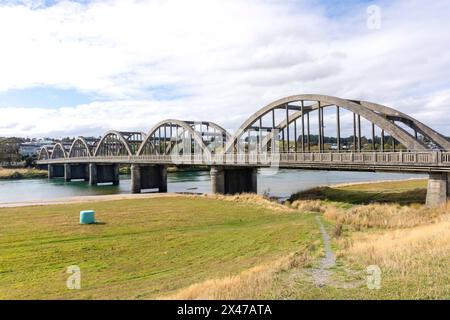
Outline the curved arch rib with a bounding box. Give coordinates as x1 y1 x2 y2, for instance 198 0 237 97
137 119 213 157
357 100 450 150
94 131 136 157
38 146 51 160
225 94 429 153
50 143 68 159
68 137 93 158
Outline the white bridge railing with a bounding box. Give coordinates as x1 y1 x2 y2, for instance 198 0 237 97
37 151 450 167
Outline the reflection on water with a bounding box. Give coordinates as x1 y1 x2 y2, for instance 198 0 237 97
0 169 425 203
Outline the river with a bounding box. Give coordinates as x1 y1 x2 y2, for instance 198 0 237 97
0 169 426 204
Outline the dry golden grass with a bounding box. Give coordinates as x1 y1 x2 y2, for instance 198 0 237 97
324 202 450 230
210 193 295 213
339 216 450 298
290 199 329 213
161 250 311 300
290 196 449 230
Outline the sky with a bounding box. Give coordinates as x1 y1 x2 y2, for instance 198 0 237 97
0 0 449 138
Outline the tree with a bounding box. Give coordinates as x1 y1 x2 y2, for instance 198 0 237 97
0 138 21 167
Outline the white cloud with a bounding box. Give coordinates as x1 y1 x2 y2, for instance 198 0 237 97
0 0 449 137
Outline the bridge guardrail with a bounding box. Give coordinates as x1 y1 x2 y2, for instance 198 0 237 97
36 151 450 169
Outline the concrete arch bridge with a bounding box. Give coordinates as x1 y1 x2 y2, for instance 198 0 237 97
36 94 450 207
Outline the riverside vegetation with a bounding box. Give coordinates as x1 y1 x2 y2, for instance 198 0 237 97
0 168 47 180
0 179 448 299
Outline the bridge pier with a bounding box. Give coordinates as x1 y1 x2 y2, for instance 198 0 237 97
210 166 257 195
426 172 450 207
89 163 97 186
92 164 120 185
131 164 167 193
64 164 71 182
63 164 89 182
48 164 64 179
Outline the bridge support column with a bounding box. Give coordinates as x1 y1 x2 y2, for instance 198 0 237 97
48 164 54 179
48 164 64 179
95 164 120 185
211 166 257 195
210 166 225 194
65 164 89 181
64 164 71 182
131 164 141 193
426 173 450 207
89 163 97 186
131 165 167 193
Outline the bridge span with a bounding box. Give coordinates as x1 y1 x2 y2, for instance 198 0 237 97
36 94 450 207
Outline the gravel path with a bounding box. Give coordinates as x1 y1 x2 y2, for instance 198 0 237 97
312 215 336 287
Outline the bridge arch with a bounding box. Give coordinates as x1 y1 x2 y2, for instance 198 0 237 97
94 131 146 157
138 119 223 157
37 146 51 160
68 137 94 158
50 143 68 159
358 100 450 150
225 94 431 153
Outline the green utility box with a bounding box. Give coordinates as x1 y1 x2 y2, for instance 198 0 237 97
80 210 95 224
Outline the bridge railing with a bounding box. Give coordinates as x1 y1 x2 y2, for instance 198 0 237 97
36 151 450 167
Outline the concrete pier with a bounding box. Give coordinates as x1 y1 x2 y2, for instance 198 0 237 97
48 164 64 179
70 164 89 181
131 164 167 193
426 172 450 207
94 164 120 185
210 166 257 195
64 163 71 182
62 164 89 182
89 163 97 186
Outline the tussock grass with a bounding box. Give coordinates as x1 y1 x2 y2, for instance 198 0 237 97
339 216 450 299
211 193 294 212
324 203 449 230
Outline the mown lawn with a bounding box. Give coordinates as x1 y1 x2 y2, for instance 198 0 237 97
0 196 318 299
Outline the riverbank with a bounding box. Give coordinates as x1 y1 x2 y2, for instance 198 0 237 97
0 179 448 299
0 168 47 180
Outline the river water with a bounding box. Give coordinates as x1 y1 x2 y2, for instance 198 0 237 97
0 169 426 204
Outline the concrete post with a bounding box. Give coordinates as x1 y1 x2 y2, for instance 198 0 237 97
112 164 120 186
211 166 225 194
48 164 54 179
159 166 167 192
250 167 258 193
426 172 449 207
89 163 97 186
64 164 71 182
131 164 141 194
84 164 90 181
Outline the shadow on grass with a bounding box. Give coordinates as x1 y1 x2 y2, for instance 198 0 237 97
288 186 427 205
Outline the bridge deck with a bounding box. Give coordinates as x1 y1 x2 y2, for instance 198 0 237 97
37 151 450 173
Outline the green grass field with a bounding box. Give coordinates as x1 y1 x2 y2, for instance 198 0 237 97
0 197 319 299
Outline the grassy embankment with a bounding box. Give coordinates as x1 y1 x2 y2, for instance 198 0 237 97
0 178 448 299
270 178 449 299
0 195 320 299
0 168 47 180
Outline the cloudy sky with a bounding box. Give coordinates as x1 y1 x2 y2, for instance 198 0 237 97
0 0 449 138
